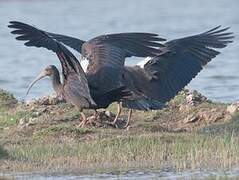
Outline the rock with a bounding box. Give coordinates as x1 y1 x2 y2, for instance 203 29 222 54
18 117 29 129
27 117 38 125
186 94 194 104
177 89 209 112
18 118 28 126
183 115 198 123
183 108 227 125
227 103 239 114
4 127 10 130
179 104 191 112
26 94 65 107
26 100 34 106
32 111 40 117
186 90 208 106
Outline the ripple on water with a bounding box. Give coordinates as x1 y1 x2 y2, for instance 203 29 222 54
1 168 239 180
0 0 238 102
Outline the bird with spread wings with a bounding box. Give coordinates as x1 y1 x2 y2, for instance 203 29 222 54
9 21 167 127
9 21 233 128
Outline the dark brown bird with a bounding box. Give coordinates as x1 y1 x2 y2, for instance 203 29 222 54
27 25 233 127
8 21 166 127
19 32 96 127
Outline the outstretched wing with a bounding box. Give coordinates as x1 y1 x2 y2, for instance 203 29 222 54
8 21 95 106
82 32 167 95
8 21 85 79
126 26 234 105
48 31 167 57
47 32 85 53
121 66 166 110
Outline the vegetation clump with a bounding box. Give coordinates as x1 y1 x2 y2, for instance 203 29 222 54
0 89 17 107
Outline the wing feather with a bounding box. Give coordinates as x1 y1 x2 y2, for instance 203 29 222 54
8 21 95 106
124 26 234 104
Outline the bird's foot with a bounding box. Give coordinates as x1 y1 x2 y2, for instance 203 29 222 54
124 125 131 131
105 121 119 128
86 115 101 127
123 121 131 129
106 118 127 129
78 120 86 127
78 114 101 127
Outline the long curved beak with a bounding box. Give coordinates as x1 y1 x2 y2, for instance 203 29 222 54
26 70 48 96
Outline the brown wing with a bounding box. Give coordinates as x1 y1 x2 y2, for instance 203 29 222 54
63 73 95 108
82 33 166 95
121 66 165 110
122 26 233 108
8 21 95 107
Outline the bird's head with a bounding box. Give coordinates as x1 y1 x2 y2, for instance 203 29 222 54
26 65 59 96
43 65 56 76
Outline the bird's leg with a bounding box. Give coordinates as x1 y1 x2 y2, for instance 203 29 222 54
79 111 87 127
93 109 98 118
86 109 101 126
112 102 122 125
124 109 132 128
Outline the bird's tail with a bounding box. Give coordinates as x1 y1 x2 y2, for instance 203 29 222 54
122 97 166 111
93 86 132 109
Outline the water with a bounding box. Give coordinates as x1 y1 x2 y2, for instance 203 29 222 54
2 169 239 179
0 0 238 102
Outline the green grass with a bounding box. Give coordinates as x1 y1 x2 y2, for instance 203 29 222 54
0 89 22 127
35 124 93 137
0 89 17 107
0 144 8 159
0 109 31 127
0 88 238 174
200 113 239 135
3 133 239 172
170 91 187 105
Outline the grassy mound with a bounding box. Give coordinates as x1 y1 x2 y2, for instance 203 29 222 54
0 88 238 173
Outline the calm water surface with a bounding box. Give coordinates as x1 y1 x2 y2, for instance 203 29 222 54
2 168 239 179
0 0 238 102
0 0 238 178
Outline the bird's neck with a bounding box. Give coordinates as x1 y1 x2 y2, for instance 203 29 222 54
50 70 63 97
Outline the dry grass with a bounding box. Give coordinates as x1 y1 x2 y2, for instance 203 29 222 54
0 133 238 173
0 89 239 174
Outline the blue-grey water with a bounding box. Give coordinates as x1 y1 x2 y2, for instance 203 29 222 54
0 0 239 178
1 169 239 180
0 0 238 102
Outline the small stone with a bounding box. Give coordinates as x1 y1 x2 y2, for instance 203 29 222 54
186 94 194 104
18 118 27 126
30 106 35 111
183 115 198 123
28 117 38 125
32 111 40 117
39 107 47 113
26 99 37 107
184 90 208 106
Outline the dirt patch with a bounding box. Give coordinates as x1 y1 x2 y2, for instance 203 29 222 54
150 90 232 132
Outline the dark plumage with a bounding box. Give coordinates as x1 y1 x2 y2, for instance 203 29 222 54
32 25 233 110
121 26 234 110
9 21 234 127
15 29 96 126
22 24 233 127
9 21 166 127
